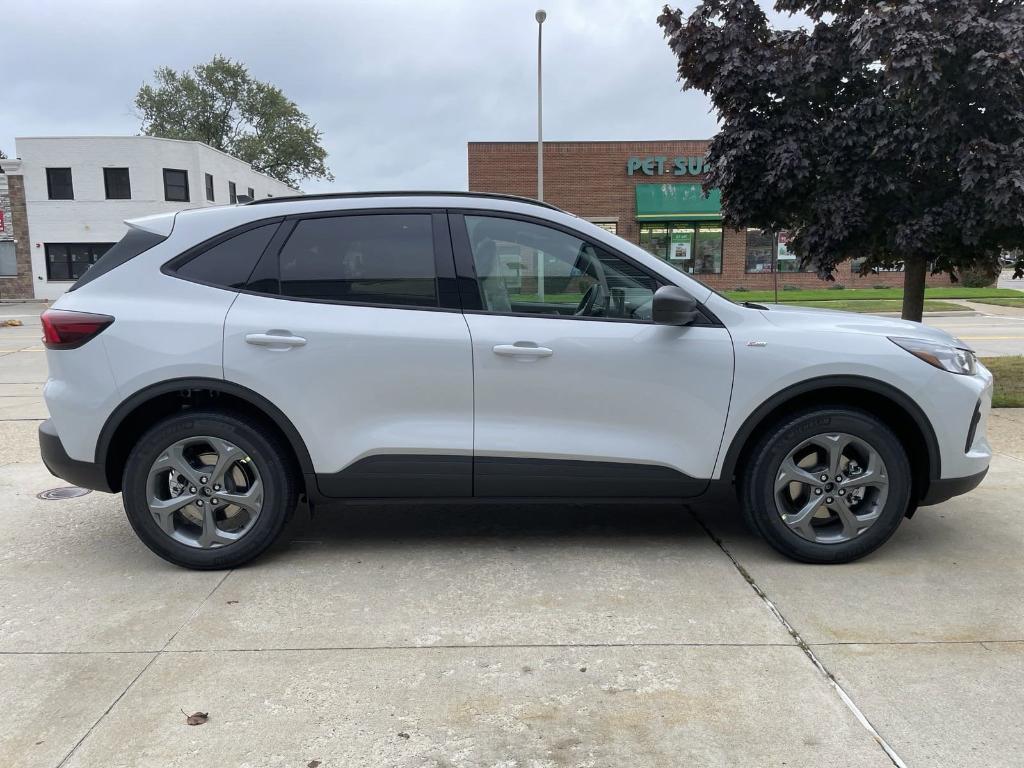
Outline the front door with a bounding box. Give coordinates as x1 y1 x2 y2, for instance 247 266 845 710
223 210 473 498
451 212 734 498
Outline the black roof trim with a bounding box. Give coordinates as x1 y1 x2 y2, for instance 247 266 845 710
245 190 564 212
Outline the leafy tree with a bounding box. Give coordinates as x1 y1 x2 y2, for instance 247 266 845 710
136 56 333 189
658 1 1024 320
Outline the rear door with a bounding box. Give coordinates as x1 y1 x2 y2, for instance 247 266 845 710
450 211 734 498
222 210 474 498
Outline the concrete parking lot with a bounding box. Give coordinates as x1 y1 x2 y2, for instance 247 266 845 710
1 302 1022 767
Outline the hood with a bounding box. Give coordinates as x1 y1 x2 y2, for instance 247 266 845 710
759 303 968 348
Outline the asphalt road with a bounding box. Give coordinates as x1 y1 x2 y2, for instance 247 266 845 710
1 301 1023 767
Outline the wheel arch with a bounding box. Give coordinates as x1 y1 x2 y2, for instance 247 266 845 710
97 377 315 494
720 376 940 504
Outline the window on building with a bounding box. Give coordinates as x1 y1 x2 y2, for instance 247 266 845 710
205 173 215 202
247 187 254 200
228 181 237 204
465 215 657 319
103 168 131 200
775 230 813 273
278 214 437 306
0 242 16 277
639 222 722 275
745 229 776 273
586 218 618 235
46 168 74 200
162 169 189 202
174 223 279 289
45 243 114 281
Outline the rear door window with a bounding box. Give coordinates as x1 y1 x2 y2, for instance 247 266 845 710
174 223 280 289
277 214 437 307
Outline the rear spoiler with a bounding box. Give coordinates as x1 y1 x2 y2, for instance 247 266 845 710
124 211 177 237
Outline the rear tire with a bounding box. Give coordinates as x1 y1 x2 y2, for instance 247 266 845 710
122 410 297 569
740 406 911 564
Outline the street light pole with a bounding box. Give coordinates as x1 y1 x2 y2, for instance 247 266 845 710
535 9 546 202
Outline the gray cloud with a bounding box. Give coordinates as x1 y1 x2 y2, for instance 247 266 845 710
2 0 807 192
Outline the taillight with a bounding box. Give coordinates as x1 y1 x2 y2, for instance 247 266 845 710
40 309 114 350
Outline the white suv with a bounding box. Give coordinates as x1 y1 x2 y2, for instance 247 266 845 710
38 192 992 569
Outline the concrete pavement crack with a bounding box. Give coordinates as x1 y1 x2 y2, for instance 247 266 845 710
54 569 235 768
688 508 908 768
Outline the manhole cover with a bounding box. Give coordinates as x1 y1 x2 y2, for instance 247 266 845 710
37 486 92 500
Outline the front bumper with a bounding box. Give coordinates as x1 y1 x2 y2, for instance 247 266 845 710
38 419 112 492
919 467 989 507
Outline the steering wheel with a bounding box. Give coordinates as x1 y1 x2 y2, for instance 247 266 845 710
575 283 608 317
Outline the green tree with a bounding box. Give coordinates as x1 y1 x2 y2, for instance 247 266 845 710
135 56 333 189
658 1 1024 321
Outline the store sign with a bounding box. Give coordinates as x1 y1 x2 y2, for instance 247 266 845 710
627 156 710 177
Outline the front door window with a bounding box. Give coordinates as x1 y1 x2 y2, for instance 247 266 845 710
464 215 657 321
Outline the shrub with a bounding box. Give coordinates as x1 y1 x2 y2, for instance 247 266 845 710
733 285 749 292
829 283 847 290
782 284 800 291
959 264 999 288
873 284 888 290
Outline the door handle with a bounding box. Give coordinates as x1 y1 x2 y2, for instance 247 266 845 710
245 331 307 349
493 342 553 359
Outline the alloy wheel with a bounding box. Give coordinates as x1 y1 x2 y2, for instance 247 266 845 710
773 432 889 545
145 436 263 549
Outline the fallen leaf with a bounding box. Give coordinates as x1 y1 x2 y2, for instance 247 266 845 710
397 732 410 739
181 709 209 726
1 319 23 327
308 761 321 768
226 600 239 605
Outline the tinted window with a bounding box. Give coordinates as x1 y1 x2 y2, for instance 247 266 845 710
175 223 279 289
46 168 73 200
71 229 166 291
229 181 237 204
103 168 131 199
205 173 215 202
279 214 437 307
465 216 657 320
247 187 254 200
163 169 189 202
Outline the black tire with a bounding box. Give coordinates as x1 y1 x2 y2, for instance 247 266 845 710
740 406 912 564
122 410 298 569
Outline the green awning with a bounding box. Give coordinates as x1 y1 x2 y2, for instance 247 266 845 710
636 183 722 221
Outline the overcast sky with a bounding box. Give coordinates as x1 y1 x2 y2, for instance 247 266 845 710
3 0 806 193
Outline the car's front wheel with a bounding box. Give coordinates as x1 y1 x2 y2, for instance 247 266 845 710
122 410 298 569
740 406 912 564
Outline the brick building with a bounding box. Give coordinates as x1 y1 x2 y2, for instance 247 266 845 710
468 140 950 291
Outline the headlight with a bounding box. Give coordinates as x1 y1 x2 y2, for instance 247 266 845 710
889 336 977 375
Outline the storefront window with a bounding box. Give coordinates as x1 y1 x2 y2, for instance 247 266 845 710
639 223 721 275
776 230 813 273
694 226 723 274
745 229 775 273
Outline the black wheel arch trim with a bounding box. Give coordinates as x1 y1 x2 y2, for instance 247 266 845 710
719 375 941 490
96 377 316 488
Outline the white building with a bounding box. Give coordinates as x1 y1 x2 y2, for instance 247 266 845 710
2 136 298 300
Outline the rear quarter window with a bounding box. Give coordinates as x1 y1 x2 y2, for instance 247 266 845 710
171 223 281 290
69 228 167 291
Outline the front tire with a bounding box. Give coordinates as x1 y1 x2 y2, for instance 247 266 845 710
122 410 298 569
740 406 911 564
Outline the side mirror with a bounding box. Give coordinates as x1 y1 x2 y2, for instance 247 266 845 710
652 285 699 326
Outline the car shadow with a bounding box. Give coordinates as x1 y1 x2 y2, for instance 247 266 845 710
273 497 752 551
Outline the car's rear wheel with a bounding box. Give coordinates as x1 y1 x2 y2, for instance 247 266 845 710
122 410 297 569
740 406 912 564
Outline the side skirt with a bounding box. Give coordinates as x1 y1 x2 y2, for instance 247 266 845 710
313 454 709 501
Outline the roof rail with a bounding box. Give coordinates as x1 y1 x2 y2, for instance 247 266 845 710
245 190 564 211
